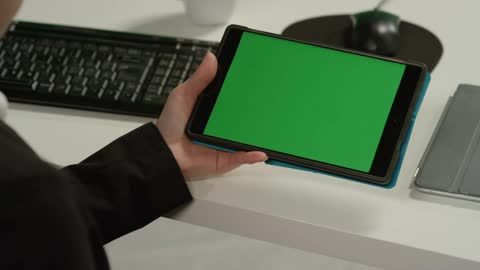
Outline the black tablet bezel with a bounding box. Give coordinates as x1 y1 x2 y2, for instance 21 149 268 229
187 25 427 185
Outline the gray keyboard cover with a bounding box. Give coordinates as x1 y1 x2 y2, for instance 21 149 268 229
415 84 480 200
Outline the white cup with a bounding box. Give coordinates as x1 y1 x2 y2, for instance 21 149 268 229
181 0 235 25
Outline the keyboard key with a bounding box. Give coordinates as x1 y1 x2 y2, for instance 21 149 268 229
99 70 113 80
127 48 141 56
174 61 187 69
117 55 151 65
67 41 82 49
49 47 61 56
53 40 67 48
81 49 96 59
119 90 136 103
167 77 182 86
142 50 155 56
194 47 208 56
71 49 82 59
33 62 49 72
150 75 163 84
170 68 183 78
108 80 124 91
154 67 168 76
67 66 82 75
87 78 106 89
69 85 84 97
3 56 15 66
162 53 175 59
53 84 68 95
83 68 97 77
177 54 190 61
35 53 51 63
190 61 201 71
146 84 161 94
101 88 119 101
158 59 170 67
114 47 127 54
124 82 138 92
194 54 206 62
143 93 165 105
54 74 70 84
48 65 64 74
34 72 50 83
117 69 143 82
84 43 97 50
33 45 45 54
98 45 112 52
83 59 97 68
37 82 53 94
84 87 100 99
162 84 176 95
18 43 31 52
37 38 52 46
101 62 114 70
70 76 86 86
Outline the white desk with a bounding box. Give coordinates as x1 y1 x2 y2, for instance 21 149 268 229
106 217 381 270
9 0 480 269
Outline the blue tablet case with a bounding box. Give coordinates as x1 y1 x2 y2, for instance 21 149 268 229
194 74 430 188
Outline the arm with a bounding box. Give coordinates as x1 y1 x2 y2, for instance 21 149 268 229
62 52 267 244
0 121 103 270
0 120 189 270
63 122 192 244
0 52 266 270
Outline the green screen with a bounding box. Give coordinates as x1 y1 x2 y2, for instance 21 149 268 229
204 32 406 172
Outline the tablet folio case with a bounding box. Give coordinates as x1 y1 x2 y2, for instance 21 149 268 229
414 84 480 199
194 74 430 188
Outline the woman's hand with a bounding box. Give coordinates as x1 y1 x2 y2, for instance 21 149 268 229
156 52 267 180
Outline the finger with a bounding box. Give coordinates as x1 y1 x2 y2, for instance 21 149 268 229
216 151 268 175
183 51 218 97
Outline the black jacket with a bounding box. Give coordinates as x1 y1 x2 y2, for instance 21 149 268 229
0 121 192 269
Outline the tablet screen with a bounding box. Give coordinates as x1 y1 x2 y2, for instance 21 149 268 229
203 32 406 173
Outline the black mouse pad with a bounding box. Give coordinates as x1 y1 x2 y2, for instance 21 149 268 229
282 15 443 72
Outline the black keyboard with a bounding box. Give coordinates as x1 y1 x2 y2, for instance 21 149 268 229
0 21 218 117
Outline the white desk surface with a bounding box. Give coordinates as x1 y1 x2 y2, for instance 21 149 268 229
9 0 480 269
106 217 380 270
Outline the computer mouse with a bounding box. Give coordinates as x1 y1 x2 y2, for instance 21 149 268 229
349 10 401 56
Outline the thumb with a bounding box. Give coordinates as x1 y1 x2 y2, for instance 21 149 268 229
183 51 218 97
216 151 268 175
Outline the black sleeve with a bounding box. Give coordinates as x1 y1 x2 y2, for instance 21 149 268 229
63 122 192 244
0 121 191 270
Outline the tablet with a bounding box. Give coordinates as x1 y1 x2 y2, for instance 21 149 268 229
187 25 428 185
